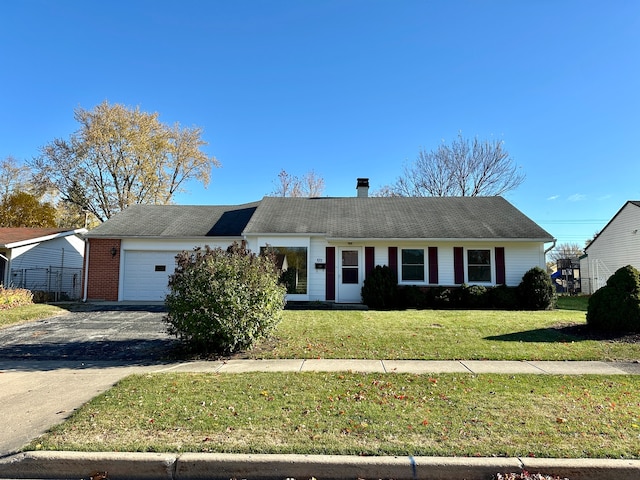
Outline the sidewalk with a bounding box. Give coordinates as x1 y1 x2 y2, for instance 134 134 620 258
163 358 640 375
1 358 640 480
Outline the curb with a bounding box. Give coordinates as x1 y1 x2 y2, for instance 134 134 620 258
1 452 639 480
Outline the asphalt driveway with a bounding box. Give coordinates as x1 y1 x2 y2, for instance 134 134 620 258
0 304 182 456
0 303 179 363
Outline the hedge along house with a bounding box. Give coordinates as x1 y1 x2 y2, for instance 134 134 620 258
82 179 554 303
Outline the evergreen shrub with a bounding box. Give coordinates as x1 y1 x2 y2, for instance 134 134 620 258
517 267 554 310
361 265 398 309
164 243 287 354
486 284 519 310
587 265 640 333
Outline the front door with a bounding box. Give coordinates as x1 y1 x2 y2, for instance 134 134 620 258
337 247 362 303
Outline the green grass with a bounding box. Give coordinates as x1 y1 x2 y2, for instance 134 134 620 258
23 300 640 459
251 308 639 361
0 304 68 328
556 295 590 311
30 372 640 459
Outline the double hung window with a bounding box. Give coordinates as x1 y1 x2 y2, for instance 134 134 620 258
467 249 491 282
401 249 425 282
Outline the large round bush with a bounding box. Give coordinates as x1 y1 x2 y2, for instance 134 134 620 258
517 267 554 310
165 243 287 354
587 265 640 333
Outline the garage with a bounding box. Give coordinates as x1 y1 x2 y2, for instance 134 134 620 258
121 250 179 301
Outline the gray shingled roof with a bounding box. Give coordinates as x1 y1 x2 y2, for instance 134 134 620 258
84 197 553 241
85 202 260 238
244 196 553 240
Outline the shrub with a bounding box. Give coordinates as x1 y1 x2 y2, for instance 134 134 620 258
397 285 426 309
517 267 554 310
0 286 33 310
361 265 398 309
587 265 640 333
459 284 488 309
279 268 298 294
486 284 519 310
164 243 287 354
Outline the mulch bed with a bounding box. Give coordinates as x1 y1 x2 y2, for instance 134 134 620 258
553 322 640 344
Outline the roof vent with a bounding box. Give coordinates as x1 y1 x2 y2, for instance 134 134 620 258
356 178 369 198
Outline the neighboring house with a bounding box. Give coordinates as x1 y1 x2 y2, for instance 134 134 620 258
0 227 87 300
580 201 640 294
82 179 554 303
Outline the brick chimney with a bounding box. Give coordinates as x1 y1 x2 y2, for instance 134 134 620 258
356 178 369 198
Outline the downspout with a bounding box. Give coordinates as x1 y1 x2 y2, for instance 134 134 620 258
544 239 557 275
82 239 90 302
544 239 557 256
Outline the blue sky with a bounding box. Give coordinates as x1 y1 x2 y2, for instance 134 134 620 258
1 0 639 249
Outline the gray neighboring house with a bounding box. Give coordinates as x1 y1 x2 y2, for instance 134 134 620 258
0 227 87 300
83 179 554 303
580 201 640 294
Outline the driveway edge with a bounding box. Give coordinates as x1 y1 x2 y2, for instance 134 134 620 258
1 451 639 480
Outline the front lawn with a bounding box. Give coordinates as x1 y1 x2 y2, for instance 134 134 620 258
26 303 640 459
30 372 640 459
251 308 639 361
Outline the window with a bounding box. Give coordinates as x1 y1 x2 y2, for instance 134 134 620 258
261 246 308 294
401 249 425 282
467 249 491 282
154 265 166 272
341 250 359 284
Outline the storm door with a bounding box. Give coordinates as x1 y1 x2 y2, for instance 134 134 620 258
337 247 362 303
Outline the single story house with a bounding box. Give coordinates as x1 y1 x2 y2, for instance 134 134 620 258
580 201 640 294
82 179 554 303
0 227 87 300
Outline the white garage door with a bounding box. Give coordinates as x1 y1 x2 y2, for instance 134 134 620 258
122 251 179 301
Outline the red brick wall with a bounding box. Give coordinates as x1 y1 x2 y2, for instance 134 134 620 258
85 239 121 301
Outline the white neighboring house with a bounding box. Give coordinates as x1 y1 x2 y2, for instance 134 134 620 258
580 201 640 294
0 227 87 300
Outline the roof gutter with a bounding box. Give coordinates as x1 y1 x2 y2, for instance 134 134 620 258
5 228 88 249
325 237 556 243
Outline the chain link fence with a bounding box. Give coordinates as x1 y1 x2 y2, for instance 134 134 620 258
10 266 83 301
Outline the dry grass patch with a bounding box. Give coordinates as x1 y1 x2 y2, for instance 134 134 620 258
0 303 68 328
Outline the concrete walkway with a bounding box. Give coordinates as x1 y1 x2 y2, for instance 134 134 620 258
1 358 640 479
170 357 640 375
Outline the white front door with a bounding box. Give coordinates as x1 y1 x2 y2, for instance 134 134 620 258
337 247 362 303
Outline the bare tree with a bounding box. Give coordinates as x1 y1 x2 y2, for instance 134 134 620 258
548 242 584 264
271 169 325 197
0 156 32 201
379 133 525 197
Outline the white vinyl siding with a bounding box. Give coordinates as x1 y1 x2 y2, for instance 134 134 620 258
581 203 640 294
8 235 84 271
7 234 85 296
308 237 329 301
